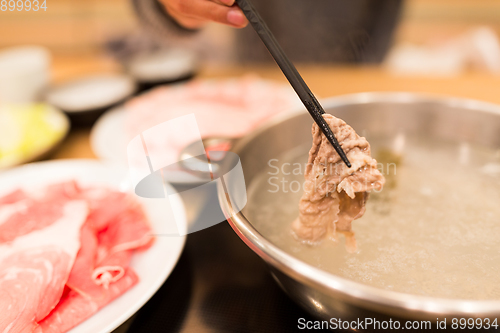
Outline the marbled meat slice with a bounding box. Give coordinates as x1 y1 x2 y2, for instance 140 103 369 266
92 201 153 287
36 189 153 332
0 189 25 205
0 181 81 243
0 201 88 333
125 76 299 171
35 269 138 333
293 114 385 243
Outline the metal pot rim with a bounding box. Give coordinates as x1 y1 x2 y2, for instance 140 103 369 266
218 92 500 318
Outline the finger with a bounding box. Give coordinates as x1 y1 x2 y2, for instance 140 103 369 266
227 6 247 27
164 5 210 29
212 0 235 6
177 0 247 28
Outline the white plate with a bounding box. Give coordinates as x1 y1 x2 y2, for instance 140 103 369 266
125 48 198 83
90 80 302 185
45 74 136 113
0 159 187 333
90 106 203 184
90 107 128 169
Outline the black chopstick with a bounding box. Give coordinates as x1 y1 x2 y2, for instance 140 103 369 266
235 0 352 168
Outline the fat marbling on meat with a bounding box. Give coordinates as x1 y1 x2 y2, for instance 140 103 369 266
0 200 88 333
293 114 385 243
0 181 154 333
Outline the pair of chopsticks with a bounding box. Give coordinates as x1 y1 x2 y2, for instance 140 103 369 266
235 0 351 168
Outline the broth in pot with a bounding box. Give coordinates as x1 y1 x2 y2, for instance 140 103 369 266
246 134 500 300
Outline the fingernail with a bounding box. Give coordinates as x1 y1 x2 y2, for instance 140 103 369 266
227 9 247 27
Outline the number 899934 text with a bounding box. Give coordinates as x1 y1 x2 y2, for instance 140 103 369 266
1 0 47 11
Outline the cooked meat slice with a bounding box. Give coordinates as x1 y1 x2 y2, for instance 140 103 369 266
293 114 385 243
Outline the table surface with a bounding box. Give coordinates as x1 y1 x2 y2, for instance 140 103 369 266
48 56 500 332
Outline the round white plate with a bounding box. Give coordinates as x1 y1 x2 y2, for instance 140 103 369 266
90 80 302 185
0 159 187 333
90 107 128 170
45 74 136 113
90 106 203 184
125 48 198 83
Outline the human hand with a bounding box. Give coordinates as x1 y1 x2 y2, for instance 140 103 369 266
159 0 248 29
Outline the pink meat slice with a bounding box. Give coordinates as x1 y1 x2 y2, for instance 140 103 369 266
44 181 81 200
80 188 132 232
0 189 25 205
0 201 88 333
92 202 153 288
0 248 72 333
36 190 153 332
35 269 138 333
125 76 299 169
75 188 153 289
64 224 99 298
36 224 139 333
0 181 81 243
0 201 64 243
65 189 152 295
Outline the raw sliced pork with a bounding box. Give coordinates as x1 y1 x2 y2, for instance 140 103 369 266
36 185 154 333
0 180 154 333
125 76 300 170
0 201 88 333
0 183 78 243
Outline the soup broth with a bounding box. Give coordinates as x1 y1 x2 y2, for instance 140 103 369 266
245 135 500 300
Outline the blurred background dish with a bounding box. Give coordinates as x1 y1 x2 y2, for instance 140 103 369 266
90 106 129 169
90 105 206 184
44 74 137 126
91 76 301 184
0 159 187 333
125 48 198 92
0 103 69 169
0 46 51 103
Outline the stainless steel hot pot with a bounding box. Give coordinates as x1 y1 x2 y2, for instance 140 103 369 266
217 93 500 324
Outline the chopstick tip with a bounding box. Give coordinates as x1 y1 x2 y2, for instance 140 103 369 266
344 159 352 168
337 148 351 168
